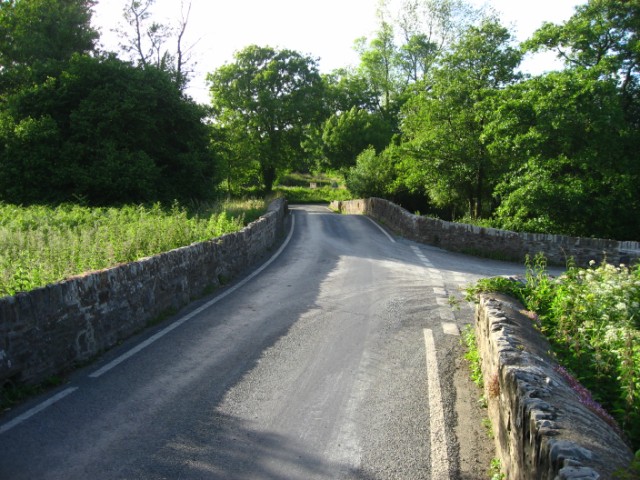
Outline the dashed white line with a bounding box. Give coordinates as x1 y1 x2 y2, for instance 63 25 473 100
438 308 456 322
423 328 452 477
0 387 78 435
411 246 434 267
442 322 460 336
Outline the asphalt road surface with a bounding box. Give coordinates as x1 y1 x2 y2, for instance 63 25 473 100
0 205 528 479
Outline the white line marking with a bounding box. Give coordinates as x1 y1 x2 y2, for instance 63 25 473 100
442 323 460 336
364 217 396 243
423 328 452 476
0 387 78 435
433 287 446 296
411 246 434 267
439 308 456 322
90 214 296 379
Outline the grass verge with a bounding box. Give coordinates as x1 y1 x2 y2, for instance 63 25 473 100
0 198 267 297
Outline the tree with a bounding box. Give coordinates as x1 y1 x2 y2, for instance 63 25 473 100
395 0 478 83
0 0 98 91
486 68 640 239
322 68 380 114
320 107 394 172
117 0 195 89
481 0 640 239
524 0 640 121
207 45 325 191
355 19 401 113
400 19 521 219
0 54 215 204
346 146 396 199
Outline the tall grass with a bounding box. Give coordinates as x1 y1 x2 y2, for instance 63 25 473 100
0 199 266 297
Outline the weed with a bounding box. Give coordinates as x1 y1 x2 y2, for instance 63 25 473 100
462 324 484 388
489 457 506 480
482 417 494 438
448 295 461 310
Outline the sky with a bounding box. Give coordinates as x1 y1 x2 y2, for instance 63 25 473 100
91 0 588 104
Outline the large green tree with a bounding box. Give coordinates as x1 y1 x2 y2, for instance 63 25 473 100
486 0 640 239
0 54 215 204
0 0 98 92
400 19 521 219
207 45 325 191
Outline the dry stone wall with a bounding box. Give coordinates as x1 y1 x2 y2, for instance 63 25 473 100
476 293 633 479
330 198 640 266
0 198 288 387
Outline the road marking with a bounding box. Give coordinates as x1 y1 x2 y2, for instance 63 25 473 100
90 214 296 379
365 217 396 243
0 387 78 435
439 307 456 322
436 297 449 306
423 328 452 477
433 287 446 296
411 246 434 267
442 322 460 336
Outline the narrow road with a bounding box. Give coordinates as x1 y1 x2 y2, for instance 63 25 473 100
0 205 526 479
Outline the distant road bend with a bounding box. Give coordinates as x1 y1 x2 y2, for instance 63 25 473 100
0 204 526 479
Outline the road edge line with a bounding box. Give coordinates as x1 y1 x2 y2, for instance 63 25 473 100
423 328 452 476
0 387 78 435
89 214 296 379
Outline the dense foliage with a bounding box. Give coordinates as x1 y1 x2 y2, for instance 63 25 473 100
1 0 638 241
0 0 216 206
0 200 266 297
467 256 640 450
337 0 640 240
1 54 215 204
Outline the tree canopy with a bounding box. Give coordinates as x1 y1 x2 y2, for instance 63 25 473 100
0 0 215 205
343 0 640 240
0 0 98 91
0 54 215 204
208 45 325 191
0 0 638 240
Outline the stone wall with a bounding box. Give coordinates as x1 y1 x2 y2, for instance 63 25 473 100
0 198 288 387
475 293 633 479
330 198 640 266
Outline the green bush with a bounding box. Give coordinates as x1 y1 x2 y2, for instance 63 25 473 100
273 185 352 203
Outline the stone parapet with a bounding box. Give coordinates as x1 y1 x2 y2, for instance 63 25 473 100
475 293 633 479
330 198 640 266
0 198 288 386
